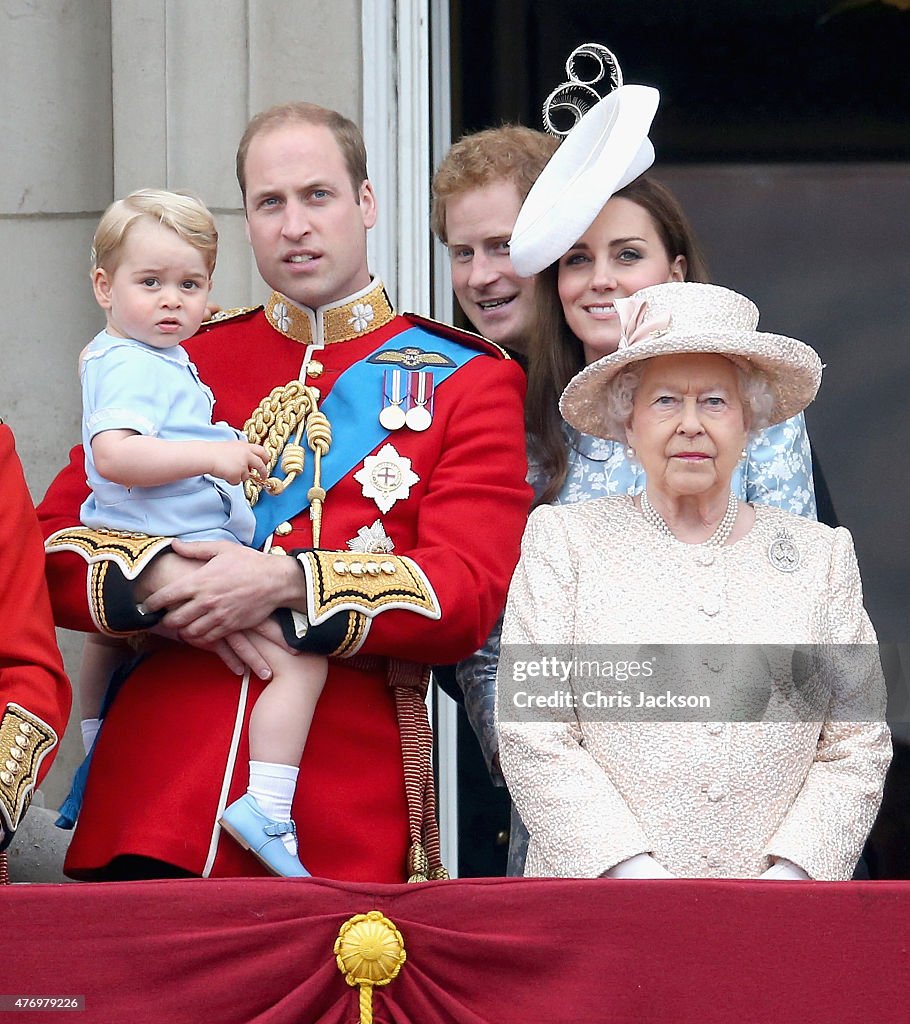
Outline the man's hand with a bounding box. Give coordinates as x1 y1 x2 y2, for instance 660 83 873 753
216 618 299 679
207 631 278 680
139 540 306 644
144 615 273 680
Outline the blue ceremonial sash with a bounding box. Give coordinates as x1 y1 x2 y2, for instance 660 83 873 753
251 326 482 547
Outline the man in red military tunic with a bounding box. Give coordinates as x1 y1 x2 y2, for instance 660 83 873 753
38 102 530 881
0 424 71 856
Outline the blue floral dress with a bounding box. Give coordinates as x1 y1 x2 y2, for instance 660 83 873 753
553 413 815 515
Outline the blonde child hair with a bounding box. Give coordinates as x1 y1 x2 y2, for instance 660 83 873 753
91 188 218 275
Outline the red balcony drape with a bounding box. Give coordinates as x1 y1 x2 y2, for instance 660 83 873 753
8 876 910 1023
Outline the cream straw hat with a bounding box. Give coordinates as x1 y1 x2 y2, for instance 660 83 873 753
559 282 823 441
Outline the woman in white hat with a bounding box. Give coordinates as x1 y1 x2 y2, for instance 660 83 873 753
509 49 817 517
518 175 817 515
495 281 890 880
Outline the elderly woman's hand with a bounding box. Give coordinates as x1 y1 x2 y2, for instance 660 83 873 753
759 858 810 881
603 853 675 879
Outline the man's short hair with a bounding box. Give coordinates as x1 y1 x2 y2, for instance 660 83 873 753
236 101 368 203
92 188 217 275
431 124 559 243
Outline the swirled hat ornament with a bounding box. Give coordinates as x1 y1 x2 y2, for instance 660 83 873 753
509 42 659 277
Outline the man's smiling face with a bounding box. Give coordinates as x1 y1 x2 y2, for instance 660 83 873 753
445 179 538 351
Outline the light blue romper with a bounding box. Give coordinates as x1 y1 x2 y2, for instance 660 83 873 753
79 331 256 544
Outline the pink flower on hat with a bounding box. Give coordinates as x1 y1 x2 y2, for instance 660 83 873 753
615 294 671 349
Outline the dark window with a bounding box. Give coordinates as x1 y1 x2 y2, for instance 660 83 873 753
454 0 910 160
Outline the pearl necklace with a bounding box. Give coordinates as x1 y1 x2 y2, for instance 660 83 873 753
639 490 738 548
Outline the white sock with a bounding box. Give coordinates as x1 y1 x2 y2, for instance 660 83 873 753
248 760 299 855
80 718 102 755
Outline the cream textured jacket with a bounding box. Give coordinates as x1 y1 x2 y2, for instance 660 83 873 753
496 498 891 880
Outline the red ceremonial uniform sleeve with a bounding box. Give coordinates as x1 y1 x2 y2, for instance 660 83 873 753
35 443 99 632
0 425 72 762
351 354 531 665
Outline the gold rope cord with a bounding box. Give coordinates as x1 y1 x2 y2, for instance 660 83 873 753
242 381 332 546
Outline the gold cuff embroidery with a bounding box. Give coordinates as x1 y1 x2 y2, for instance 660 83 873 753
299 551 440 626
0 704 57 834
332 611 370 658
88 561 146 637
45 526 172 581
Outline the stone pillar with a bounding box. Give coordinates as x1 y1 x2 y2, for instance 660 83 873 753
0 0 113 495
110 0 363 308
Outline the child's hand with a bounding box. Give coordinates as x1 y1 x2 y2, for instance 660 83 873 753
210 441 269 485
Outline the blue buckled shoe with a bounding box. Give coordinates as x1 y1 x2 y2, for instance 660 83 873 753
219 794 311 878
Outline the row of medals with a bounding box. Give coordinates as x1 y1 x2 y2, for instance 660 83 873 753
378 368 434 432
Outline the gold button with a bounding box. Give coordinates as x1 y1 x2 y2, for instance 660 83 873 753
349 562 365 576
9 747 23 762
15 734 29 748
6 760 19 774
0 771 12 785
333 560 349 575
269 545 287 556
306 359 324 378
20 722 32 735
274 521 293 537
366 561 381 575
380 561 396 575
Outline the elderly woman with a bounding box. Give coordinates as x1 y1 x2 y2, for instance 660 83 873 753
495 281 890 880
456 69 823 877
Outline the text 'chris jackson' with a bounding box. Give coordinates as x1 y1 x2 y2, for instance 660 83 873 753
510 690 712 710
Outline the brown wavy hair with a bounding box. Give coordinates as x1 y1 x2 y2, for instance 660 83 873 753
525 175 710 506
431 125 559 242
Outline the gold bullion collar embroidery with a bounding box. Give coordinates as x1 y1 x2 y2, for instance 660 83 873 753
265 279 395 347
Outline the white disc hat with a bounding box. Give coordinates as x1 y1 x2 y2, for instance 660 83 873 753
509 43 659 278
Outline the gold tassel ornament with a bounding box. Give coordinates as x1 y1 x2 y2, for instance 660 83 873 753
243 381 333 546
334 911 406 1024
